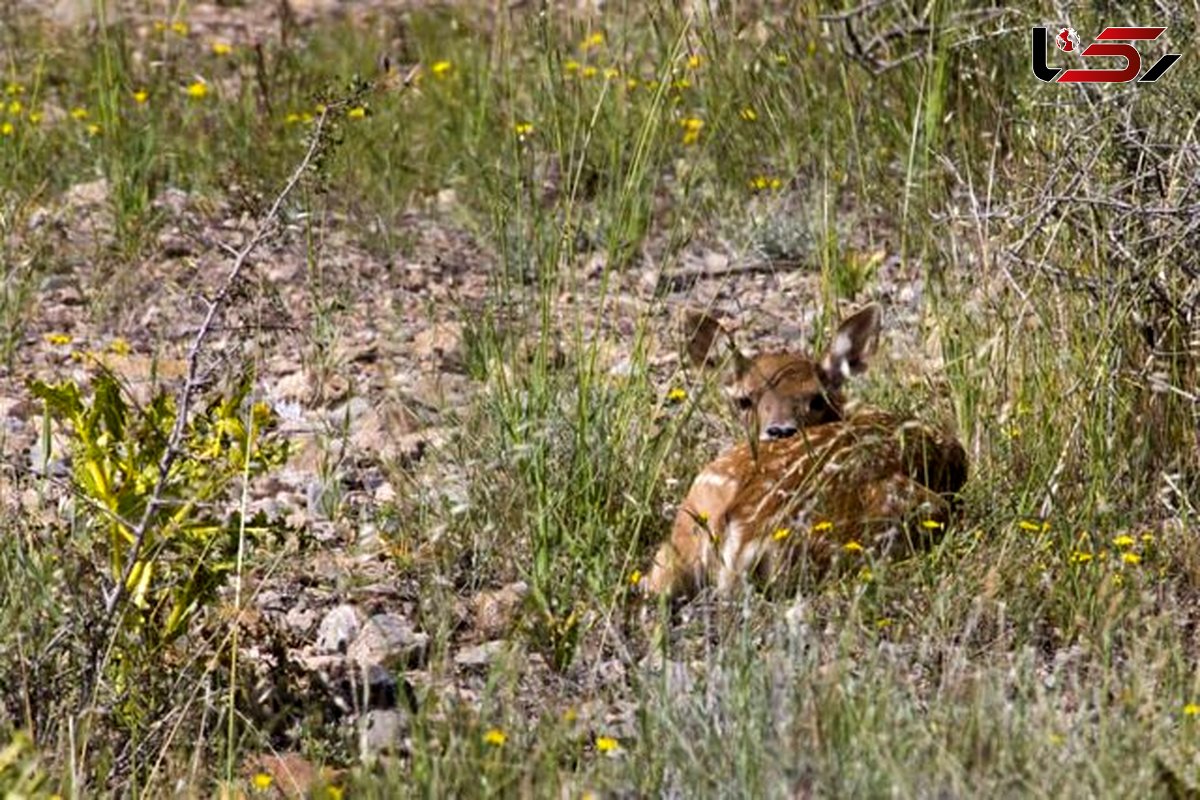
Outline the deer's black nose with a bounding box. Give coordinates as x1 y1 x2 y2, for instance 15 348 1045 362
764 423 798 440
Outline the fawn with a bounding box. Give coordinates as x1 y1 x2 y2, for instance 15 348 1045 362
644 304 967 598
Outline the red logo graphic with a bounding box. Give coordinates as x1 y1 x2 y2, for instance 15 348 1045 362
1032 26 1182 84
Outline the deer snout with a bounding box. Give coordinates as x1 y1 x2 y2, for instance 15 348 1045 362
763 423 798 440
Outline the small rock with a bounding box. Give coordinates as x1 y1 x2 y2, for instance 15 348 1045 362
316 605 361 655
359 708 410 758
471 582 528 640
454 640 507 669
347 614 429 670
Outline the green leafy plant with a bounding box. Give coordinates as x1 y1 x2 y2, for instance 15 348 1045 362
29 373 288 648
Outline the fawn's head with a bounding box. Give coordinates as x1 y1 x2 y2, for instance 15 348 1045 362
685 304 881 441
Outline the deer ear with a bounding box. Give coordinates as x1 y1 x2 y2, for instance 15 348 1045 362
684 310 725 367
820 303 881 387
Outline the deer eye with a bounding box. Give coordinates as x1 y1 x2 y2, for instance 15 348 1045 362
808 395 828 414
735 396 754 411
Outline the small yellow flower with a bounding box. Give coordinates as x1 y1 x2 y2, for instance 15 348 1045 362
749 176 782 191
1141 532 1155 544
347 106 367 119
251 772 273 791
773 527 791 541
211 41 232 56
323 786 344 800
773 53 789 65
46 333 73 346
686 54 702 69
7 100 21 115
876 617 892 629
0 122 12 136
170 21 189 35
812 521 833 533
28 111 41 124
5 83 23 95
1121 552 1141 565
108 338 131 355
626 78 639 90
70 107 88 120
483 728 507 746
603 67 620 80
1185 703 1200 717
666 387 687 402
858 567 873 582
563 706 578 723
132 89 148 104
696 511 709 524
85 123 101 136
185 81 209 99
285 111 313 124
514 121 533 136
739 107 757 121
564 59 580 73
1018 519 1049 533
595 736 619 753
1112 534 1135 548
680 117 703 145
314 103 327 114
628 570 641 586
921 519 945 531
672 78 692 90
1070 551 1093 564
153 20 166 31
431 60 452 76
843 541 864 553
581 66 598 79
581 32 605 49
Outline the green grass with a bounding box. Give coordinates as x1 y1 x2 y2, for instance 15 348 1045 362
2 0 1198 796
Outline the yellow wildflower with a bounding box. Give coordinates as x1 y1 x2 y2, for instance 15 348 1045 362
696 511 710 525
170 21 188 35
564 59 580 73
843 541 864 553
595 736 620 753
581 32 605 50
673 78 691 90
740 106 757 121
1018 519 1049 533
251 773 273 791
5 83 23 95
812 521 833 533
132 89 148 104
1185 703 1200 717
483 728 506 746
347 106 367 119
70 107 88 120
1070 551 1093 564
680 117 703 145
108 338 131 355
686 54 702 69
514 121 533 136
773 527 791 541
431 60 452 76
85 123 101 136
876 618 892 629
1121 552 1141 565
211 41 232 56
28 111 41 124
563 706 578 723
749 176 782 191
0 122 11 136
603 67 620 80
1112 534 1135 548
1141 532 1155 543
628 570 641 586
7 100 21 115
314 103 327 114
774 53 789 65
185 81 209 99
45 333 73 346
666 387 687 402
582 66 598 79
626 78 639 90
921 519 945 531
858 567 873 582
323 786 344 800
